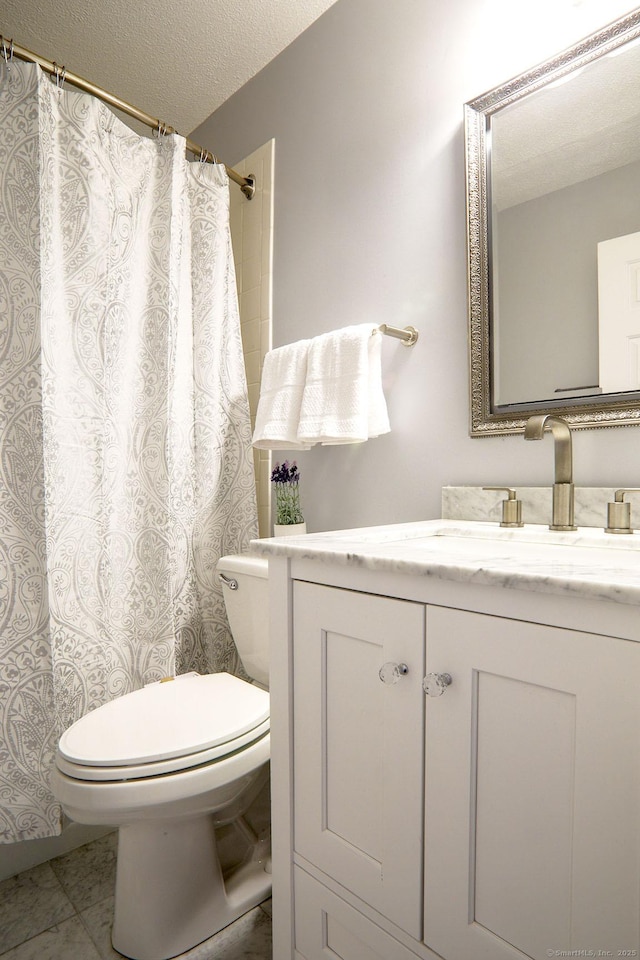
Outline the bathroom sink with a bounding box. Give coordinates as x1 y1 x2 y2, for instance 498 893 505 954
343 521 640 570
428 520 640 551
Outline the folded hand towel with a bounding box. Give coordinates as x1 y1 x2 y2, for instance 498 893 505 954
252 339 313 450
297 324 390 445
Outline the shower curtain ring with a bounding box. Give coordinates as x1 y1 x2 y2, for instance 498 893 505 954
52 62 66 89
1 37 14 74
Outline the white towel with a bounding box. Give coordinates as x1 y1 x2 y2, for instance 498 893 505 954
252 339 313 450
297 324 390 445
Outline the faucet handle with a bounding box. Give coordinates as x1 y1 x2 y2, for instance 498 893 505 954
482 487 524 528
605 489 640 535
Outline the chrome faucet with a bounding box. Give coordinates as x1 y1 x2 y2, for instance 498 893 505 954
524 414 576 531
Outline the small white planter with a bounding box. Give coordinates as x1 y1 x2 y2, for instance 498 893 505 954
273 522 307 537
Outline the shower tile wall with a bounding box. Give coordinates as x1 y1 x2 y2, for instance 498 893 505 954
229 140 274 539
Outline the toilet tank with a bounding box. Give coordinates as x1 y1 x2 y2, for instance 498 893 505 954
217 555 269 688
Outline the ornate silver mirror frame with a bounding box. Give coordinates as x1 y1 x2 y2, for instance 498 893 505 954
466 7 640 436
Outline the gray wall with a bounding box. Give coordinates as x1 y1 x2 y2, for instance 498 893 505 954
192 0 640 533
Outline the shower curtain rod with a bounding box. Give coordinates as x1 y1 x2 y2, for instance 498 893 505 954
4 37 256 200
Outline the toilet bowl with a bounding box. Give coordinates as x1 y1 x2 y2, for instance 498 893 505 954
50 555 271 960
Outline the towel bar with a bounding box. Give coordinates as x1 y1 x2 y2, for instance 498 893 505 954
377 324 419 346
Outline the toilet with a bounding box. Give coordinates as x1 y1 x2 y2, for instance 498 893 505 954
50 555 270 960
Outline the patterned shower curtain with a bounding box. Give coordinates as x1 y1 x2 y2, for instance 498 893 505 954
0 62 258 842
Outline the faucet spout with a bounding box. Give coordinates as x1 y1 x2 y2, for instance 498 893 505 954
524 414 576 530
524 414 573 484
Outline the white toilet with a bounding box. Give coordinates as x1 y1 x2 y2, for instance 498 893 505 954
51 555 270 960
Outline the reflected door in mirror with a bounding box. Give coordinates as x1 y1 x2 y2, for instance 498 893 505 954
598 230 640 393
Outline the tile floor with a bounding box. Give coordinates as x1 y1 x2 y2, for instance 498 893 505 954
0 833 272 959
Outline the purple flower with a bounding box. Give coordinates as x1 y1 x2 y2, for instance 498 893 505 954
271 461 301 485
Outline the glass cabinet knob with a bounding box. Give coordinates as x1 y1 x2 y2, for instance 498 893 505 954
422 672 453 697
379 662 409 684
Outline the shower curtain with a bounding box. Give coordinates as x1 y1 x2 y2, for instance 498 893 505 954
0 62 258 842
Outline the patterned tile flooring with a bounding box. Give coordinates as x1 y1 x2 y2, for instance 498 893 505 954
0 833 272 959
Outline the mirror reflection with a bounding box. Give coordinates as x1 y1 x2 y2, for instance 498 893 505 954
466 9 640 434
491 37 640 406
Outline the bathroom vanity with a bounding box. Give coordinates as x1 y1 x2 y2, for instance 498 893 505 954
254 520 640 960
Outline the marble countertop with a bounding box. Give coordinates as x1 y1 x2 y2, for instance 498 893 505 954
251 519 640 606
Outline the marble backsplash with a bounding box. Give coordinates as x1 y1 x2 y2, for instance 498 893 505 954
442 486 625 529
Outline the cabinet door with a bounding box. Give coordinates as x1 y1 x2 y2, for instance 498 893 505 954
293 582 425 938
424 605 640 960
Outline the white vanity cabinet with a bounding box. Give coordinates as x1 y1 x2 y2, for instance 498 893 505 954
263 540 640 960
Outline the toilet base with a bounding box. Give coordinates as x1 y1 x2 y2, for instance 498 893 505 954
111 812 272 960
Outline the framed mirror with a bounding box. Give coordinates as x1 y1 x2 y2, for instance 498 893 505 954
466 8 640 435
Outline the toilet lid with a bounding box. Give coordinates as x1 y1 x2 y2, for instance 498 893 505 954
57 673 270 768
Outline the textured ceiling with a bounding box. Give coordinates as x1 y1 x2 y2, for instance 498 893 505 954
2 0 339 135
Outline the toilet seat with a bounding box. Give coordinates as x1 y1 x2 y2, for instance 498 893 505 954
56 673 270 783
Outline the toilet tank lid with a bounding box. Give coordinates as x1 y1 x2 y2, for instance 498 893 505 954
57 673 269 767
216 554 268 578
